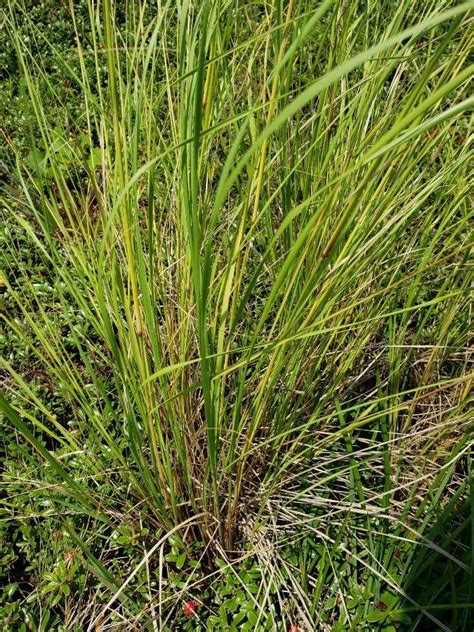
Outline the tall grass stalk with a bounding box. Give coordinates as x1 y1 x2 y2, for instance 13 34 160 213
1 0 473 628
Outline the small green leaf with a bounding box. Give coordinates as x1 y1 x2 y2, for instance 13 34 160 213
389 610 412 624
366 611 388 623
175 553 186 569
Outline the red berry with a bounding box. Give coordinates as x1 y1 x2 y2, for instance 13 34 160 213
288 625 300 632
183 599 199 616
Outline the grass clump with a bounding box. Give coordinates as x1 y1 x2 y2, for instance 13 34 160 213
1 0 473 629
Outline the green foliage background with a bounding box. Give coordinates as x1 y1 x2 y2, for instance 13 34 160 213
1 1 473 630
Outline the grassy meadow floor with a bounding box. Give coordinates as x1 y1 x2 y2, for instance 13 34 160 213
0 0 473 630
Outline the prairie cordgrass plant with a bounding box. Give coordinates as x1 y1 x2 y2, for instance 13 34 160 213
1 0 473 629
